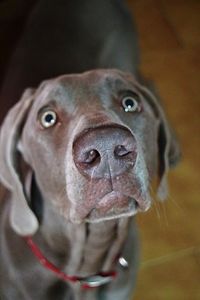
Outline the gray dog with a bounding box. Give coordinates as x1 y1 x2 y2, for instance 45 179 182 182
0 1 180 299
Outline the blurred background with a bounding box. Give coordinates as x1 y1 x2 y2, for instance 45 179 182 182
0 0 199 299
126 1 200 299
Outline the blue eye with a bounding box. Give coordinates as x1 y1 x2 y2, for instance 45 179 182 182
40 110 57 128
122 96 141 113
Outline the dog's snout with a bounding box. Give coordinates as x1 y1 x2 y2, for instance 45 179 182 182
73 125 137 178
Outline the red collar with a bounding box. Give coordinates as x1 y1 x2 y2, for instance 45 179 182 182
24 236 117 289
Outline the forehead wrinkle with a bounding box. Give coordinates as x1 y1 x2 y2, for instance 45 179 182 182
36 81 78 114
102 75 140 99
100 75 128 91
89 76 137 111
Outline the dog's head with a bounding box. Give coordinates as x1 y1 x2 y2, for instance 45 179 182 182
0 70 180 236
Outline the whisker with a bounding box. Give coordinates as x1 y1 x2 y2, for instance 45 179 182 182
149 185 162 222
167 193 184 214
160 200 169 226
153 199 162 221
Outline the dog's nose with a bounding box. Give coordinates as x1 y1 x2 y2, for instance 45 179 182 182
73 125 137 178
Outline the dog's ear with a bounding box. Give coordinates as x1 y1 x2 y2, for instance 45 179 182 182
0 89 39 236
137 83 181 200
157 117 181 200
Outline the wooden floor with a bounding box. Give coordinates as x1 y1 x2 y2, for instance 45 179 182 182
126 0 200 299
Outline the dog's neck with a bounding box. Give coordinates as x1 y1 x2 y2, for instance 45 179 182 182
34 198 130 278
27 172 130 277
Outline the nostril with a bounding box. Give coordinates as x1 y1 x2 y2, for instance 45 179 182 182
114 145 130 158
76 149 101 171
84 149 100 164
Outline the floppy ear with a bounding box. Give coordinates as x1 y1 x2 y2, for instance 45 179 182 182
0 89 39 236
157 118 181 200
136 83 181 200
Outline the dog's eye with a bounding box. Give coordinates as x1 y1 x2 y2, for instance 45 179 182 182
40 110 57 128
122 95 141 113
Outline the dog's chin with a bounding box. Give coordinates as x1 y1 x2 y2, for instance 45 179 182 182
69 191 151 224
85 198 138 223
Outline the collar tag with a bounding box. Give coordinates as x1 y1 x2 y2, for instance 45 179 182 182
80 272 116 289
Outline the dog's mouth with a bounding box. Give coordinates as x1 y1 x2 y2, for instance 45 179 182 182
85 197 138 223
79 191 151 223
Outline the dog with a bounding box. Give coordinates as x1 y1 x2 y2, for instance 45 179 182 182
0 1 180 299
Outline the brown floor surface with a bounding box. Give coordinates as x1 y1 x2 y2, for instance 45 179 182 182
126 0 200 299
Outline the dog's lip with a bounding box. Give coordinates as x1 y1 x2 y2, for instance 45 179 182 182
69 191 151 224
85 197 140 223
96 191 130 210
